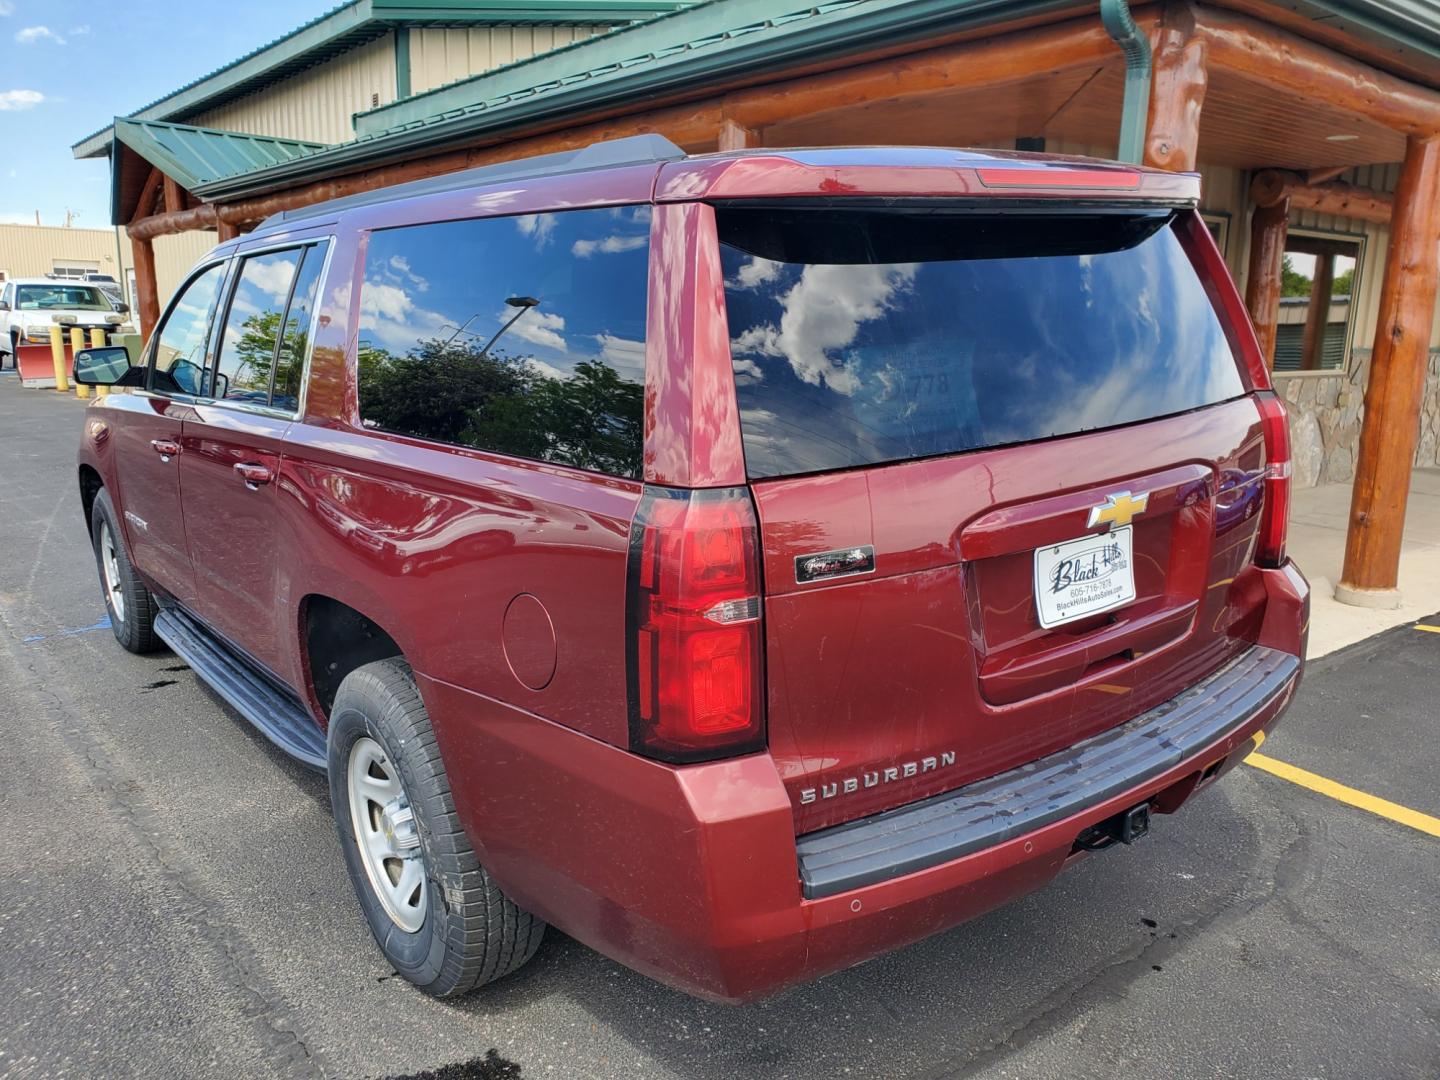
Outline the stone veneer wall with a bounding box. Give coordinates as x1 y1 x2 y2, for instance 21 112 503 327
1276 348 1440 488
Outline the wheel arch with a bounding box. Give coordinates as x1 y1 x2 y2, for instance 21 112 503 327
78 464 104 530
299 593 405 723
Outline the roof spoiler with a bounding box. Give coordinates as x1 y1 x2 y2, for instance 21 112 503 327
254 133 686 232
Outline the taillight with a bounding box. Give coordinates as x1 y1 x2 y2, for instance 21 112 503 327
1255 392 1291 567
626 486 765 763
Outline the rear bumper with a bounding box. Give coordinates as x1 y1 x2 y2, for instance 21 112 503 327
426 560 1309 1003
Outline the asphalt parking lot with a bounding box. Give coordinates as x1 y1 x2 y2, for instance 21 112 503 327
1 374 1437 1080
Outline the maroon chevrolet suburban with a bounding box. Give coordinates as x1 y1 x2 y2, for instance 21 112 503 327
74 137 1308 1003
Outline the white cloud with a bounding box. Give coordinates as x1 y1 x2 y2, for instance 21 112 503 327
503 307 565 351
0 88 44 110
730 263 918 396
68 24 90 35
594 333 645 380
15 25 64 44
242 256 298 302
571 234 646 259
731 256 781 291
515 213 557 249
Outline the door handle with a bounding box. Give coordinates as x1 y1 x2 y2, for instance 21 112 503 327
150 438 180 460
234 462 273 488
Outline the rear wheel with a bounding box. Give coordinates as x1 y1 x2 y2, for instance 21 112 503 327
327 658 545 996
89 488 160 653
7 331 18 370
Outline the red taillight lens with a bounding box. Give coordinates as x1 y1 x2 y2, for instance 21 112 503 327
1255 392 1291 567
626 486 765 763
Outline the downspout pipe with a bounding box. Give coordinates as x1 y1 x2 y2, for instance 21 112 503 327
1100 0 1153 164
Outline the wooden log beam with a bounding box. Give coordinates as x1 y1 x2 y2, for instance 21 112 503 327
216 219 240 242
1250 170 1393 225
1195 7 1440 137
717 118 757 152
1144 1 1208 172
162 175 183 214
1243 199 1288 366
1299 251 1334 371
128 204 218 241
133 168 163 226
130 234 160 342
1338 136 1440 603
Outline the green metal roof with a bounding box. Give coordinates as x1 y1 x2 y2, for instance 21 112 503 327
185 0 1440 205
111 119 327 224
71 0 693 160
191 0 1088 201
114 118 326 189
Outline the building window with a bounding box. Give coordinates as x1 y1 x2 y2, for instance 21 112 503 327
1274 230 1363 373
52 262 100 280
356 205 651 479
1200 211 1230 259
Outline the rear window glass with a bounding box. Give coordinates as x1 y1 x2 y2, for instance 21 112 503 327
717 207 1246 479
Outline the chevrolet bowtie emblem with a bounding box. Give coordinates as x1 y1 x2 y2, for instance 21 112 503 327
1087 490 1149 529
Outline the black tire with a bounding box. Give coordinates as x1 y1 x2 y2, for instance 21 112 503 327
328 658 545 997
7 331 18 370
89 488 160 653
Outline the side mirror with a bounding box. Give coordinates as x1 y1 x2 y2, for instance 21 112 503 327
0 300 9 312
73 346 141 387
113 302 129 314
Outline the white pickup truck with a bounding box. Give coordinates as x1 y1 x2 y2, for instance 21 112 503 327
1 277 134 368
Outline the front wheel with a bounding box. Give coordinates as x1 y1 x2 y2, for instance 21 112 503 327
327 658 545 996
90 488 160 653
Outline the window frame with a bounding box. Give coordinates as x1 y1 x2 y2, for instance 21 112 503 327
141 258 233 401
140 237 333 420
1271 223 1367 378
352 205 653 482
205 238 332 419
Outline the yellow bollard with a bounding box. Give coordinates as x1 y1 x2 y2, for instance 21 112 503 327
89 329 108 397
49 325 69 393
69 327 89 399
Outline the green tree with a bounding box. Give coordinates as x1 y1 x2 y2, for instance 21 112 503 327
1280 254 1313 298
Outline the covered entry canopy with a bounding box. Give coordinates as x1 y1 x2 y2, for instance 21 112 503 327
91 0 1440 608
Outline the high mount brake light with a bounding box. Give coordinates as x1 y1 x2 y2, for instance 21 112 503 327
1255 392 1291 568
625 486 765 763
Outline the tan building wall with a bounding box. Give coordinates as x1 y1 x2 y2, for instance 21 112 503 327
187 34 399 145
184 26 605 148
0 223 128 284
408 25 603 95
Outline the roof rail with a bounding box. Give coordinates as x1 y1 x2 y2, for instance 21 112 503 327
254 133 686 232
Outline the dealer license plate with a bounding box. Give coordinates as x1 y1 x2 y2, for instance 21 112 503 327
1033 526 1136 629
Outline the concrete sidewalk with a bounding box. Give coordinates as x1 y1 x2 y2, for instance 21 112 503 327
1289 468 1440 659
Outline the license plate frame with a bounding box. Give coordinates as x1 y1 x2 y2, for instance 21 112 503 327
1033 525 1137 629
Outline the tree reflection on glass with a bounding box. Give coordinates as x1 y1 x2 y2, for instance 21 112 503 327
359 337 643 479
355 205 651 479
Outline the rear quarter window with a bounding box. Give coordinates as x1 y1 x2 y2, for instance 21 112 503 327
357 205 651 479
717 206 1246 479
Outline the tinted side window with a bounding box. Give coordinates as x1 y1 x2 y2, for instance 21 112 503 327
272 245 327 412
357 205 651 479
211 249 301 403
149 263 226 397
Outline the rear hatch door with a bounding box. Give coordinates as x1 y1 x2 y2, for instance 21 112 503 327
713 202 1268 833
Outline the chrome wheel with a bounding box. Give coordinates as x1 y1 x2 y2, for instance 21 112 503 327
347 736 427 933
99 521 125 624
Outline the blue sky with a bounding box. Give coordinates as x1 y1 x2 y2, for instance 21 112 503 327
0 0 329 228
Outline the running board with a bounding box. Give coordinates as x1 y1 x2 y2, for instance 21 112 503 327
154 607 327 771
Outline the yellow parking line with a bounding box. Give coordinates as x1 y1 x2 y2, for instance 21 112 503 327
1244 743 1440 838
1414 624 1440 634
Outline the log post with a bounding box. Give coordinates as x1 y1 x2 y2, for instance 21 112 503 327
1144 1 1207 172
131 235 160 342
217 218 240 242
1337 136 1440 606
1299 252 1334 370
1243 199 1289 366
717 118 757 152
